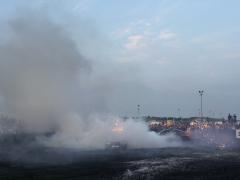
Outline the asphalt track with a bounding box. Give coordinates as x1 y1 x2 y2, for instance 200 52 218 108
0 146 240 179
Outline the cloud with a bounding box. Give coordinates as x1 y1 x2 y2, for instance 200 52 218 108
113 27 132 38
159 30 176 40
124 34 145 50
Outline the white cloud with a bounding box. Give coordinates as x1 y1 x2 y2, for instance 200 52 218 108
124 35 145 50
159 30 176 40
113 27 132 38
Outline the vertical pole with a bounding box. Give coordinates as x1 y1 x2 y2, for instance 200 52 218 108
137 104 140 118
199 90 204 121
177 108 181 120
201 94 202 120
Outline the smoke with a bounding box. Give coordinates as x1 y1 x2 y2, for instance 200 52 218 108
0 14 93 132
0 13 181 150
40 115 181 149
190 128 238 148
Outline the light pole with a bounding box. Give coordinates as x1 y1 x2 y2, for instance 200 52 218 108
177 108 181 120
137 104 140 118
198 90 204 121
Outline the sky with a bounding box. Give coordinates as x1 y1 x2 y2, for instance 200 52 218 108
0 0 240 118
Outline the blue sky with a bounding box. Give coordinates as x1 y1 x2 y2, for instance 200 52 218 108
1 0 240 117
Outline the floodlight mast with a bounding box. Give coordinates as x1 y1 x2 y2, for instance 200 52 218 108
137 104 140 118
198 90 204 121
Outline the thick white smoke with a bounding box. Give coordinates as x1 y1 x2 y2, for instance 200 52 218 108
0 14 181 149
40 115 181 149
0 15 93 132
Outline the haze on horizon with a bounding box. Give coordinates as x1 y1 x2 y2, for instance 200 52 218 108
0 0 240 118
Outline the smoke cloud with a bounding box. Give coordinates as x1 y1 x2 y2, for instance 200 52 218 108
41 115 181 149
0 13 181 150
0 14 93 132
